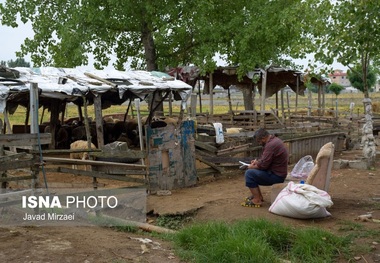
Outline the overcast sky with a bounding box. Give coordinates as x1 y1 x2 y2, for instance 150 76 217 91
0 19 33 63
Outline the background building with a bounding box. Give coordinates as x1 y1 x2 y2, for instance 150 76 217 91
328 69 351 87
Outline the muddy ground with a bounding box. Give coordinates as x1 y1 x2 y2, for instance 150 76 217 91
0 150 379 263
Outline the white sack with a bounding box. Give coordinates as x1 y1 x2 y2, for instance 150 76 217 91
269 181 333 219
213 123 224 144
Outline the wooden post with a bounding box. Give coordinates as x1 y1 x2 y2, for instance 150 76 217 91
3 108 12 134
197 80 203 114
168 91 173 116
134 98 145 166
280 88 285 123
275 88 278 116
209 73 214 115
308 89 312 117
295 74 299 113
82 95 92 149
29 82 40 188
228 86 233 113
190 94 197 118
260 69 267 127
318 84 322 115
49 100 60 149
40 106 46 125
30 83 39 134
94 95 104 149
260 69 267 112
82 95 97 190
60 102 66 124
322 84 326 115
286 91 290 117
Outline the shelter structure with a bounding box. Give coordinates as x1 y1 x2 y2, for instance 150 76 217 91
0 67 197 192
0 67 192 147
170 65 308 118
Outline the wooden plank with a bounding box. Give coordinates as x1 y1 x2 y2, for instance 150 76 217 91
30 148 102 154
195 154 224 173
194 141 218 153
0 133 51 146
216 143 252 156
0 152 28 161
43 157 146 169
0 175 35 182
0 159 37 171
58 167 146 183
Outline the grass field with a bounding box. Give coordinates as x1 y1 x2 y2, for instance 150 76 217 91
1 91 379 126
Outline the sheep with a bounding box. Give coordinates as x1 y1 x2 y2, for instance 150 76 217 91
226 127 244 134
70 140 97 171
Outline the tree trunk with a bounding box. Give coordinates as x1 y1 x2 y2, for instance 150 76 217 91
141 22 163 113
242 83 254 111
361 56 376 168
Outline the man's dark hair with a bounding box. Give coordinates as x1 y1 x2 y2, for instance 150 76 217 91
254 128 269 140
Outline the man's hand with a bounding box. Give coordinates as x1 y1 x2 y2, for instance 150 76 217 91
248 159 259 169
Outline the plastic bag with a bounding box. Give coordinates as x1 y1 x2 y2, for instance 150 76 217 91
290 155 314 179
269 181 333 219
213 123 224 144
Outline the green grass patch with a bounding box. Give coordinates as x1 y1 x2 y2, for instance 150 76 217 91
155 214 193 230
171 218 351 263
338 220 380 240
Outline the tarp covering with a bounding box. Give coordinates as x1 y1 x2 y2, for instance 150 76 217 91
0 67 192 113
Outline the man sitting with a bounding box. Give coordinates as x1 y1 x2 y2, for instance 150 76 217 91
242 128 289 207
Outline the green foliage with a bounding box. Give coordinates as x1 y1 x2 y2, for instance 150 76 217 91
172 219 350 263
0 0 313 77
7 58 31 67
328 83 344 97
306 0 380 98
289 227 350 262
347 64 377 93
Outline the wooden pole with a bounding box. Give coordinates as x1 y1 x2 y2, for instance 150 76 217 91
281 88 285 123
260 69 267 127
3 108 12 134
168 91 173 116
209 73 214 115
228 86 233 113
94 95 104 149
308 89 312 117
29 82 40 188
260 69 267 112
100 214 176 234
295 75 299 113
286 91 290 117
30 83 39 134
134 98 145 158
197 80 203 114
190 94 197 118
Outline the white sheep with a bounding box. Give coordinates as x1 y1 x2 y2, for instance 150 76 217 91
226 127 244 134
70 140 97 171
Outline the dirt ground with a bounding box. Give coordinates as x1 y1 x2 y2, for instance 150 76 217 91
0 150 379 263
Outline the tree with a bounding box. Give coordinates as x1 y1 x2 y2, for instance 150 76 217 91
347 64 377 93
0 0 219 71
0 1 313 73
7 58 31 67
303 0 380 167
328 83 344 99
1 0 316 113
